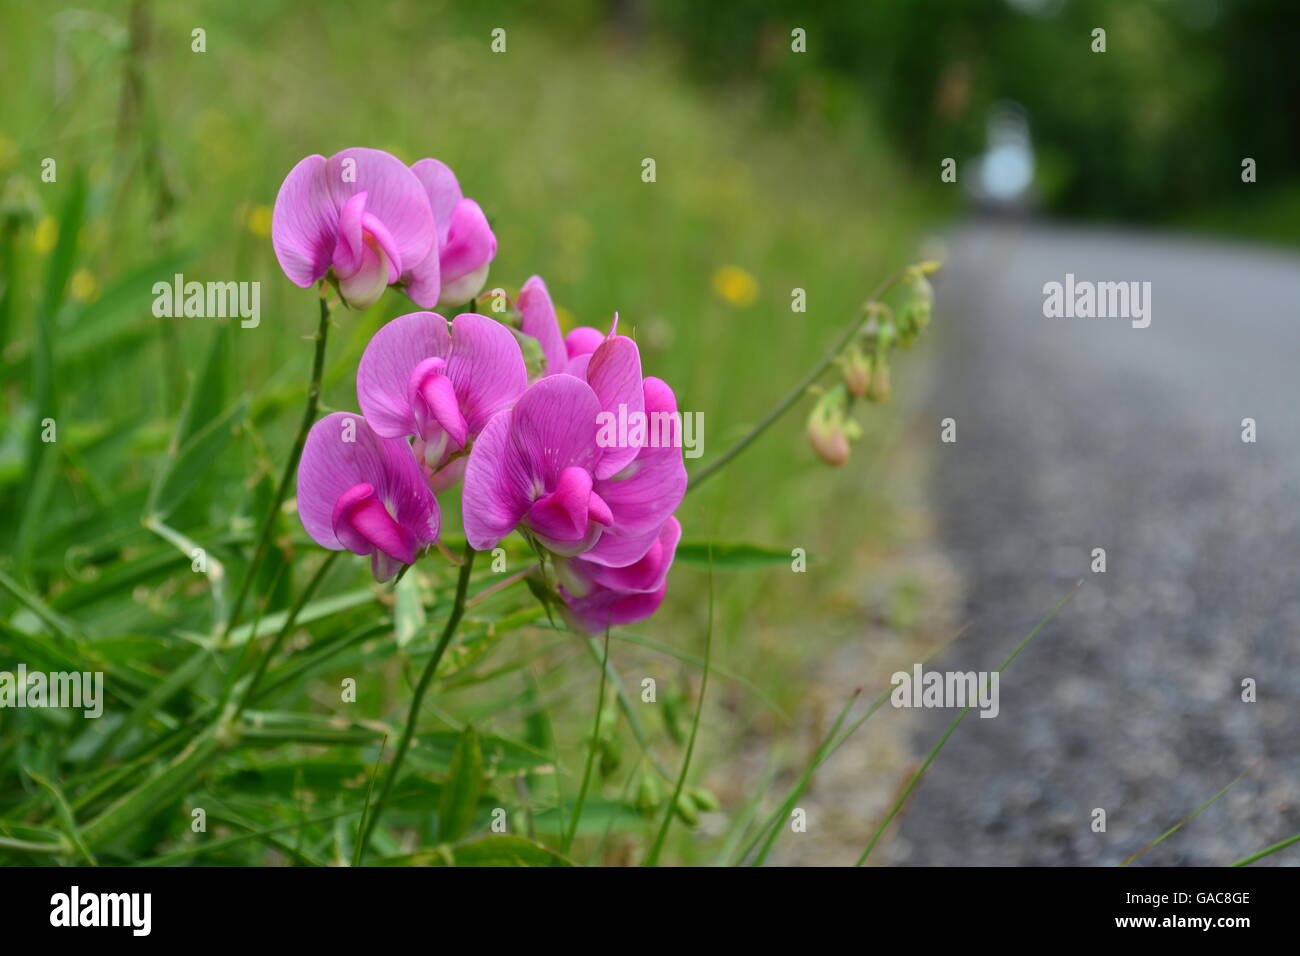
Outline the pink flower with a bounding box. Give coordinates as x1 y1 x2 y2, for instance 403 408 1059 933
297 411 439 582
357 311 527 491
557 518 681 632
403 159 497 309
572 374 687 567
462 358 685 558
518 275 606 378
271 148 438 311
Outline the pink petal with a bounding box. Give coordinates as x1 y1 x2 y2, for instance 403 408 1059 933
461 375 602 550
323 148 435 276
357 312 452 439
442 313 528 433
586 334 645 479
565 326 605 360
507 374 604 488
579 517 680 592
590 375 687 542
297 411 439 552
438 199 496 296
271 154 335 287
461 411 528 550
401 246 441 309
564 582 669 633
518 275 567 377
525 466 596 543
410 158 464 247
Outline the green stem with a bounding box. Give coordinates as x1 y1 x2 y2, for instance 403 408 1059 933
563 632 610 854
644 555 713 866
1232 831 1300 867
355 541 477 862
223 289 332 641
687 268 910 493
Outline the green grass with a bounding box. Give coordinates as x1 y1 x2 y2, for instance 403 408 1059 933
0 1 936 865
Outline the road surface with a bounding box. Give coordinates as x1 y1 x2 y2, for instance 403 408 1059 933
890 221 1300 866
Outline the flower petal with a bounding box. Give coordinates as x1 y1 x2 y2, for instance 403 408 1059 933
462 375 602 550
410 158 464 247
443 313 528 434
357 312 452 439
579 517 680 592
518 275 568 377
439 198 496 286
590 375 687 542
297 411 438 551
323 148 434 276
271 154 335 287
564 582 669 633
586 334 645 478
565 326 604 360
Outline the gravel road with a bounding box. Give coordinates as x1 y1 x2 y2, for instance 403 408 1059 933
889 221 1300 866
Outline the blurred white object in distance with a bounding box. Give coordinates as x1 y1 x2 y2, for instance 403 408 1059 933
966 101 1036 211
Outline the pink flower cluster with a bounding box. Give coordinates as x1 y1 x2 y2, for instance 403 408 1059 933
274 149 685 632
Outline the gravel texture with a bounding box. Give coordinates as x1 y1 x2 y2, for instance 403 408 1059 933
890 221 1300 866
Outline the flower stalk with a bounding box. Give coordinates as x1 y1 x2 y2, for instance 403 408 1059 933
355 540 477 862
687 264 930 492
222 287 332 642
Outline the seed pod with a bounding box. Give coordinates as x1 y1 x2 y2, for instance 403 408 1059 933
687 786 721 812
674 791 700 826
636 768 664 817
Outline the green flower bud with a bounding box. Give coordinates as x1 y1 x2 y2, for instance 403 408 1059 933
868 354 891 404
903 270 933 332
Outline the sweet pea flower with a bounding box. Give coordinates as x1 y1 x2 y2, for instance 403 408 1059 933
404 159 497 309
357 311 527 491
297 411 439 582
557 517 681 632
518 275 606 378
272 148 436 310
462 357 678 558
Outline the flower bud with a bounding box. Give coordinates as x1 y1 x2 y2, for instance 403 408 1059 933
807 386 851 466
867 353 891 403
842 344 872 398
903 270 933 332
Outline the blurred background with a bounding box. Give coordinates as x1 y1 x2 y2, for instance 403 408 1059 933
1 0 1297 866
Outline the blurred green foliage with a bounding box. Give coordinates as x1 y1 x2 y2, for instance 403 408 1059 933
653 0 1300 222
0 0 931 865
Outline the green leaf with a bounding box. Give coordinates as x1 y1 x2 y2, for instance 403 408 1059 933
15 170 86 574
437 725 484 843
210 589 376 649
674 541 792 569
145 398 247 521
411 729 553 779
